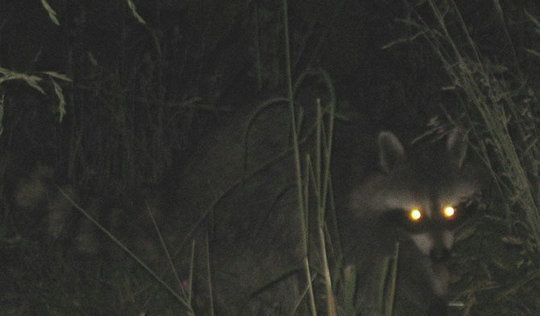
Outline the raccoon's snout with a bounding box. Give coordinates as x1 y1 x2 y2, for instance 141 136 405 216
410 230 454 262
430 246 450 262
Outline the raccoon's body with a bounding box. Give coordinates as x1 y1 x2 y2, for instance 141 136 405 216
339 129 482 315
1 156 62 243
172 109 483 315
2 105 482 315
1 156 167 263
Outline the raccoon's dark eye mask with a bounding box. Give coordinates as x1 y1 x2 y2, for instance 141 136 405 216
383 208 429 233
386 208 431 233
383 198 482 233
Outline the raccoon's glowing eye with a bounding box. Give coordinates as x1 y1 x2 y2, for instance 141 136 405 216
408 208 423 222
443 206 456 219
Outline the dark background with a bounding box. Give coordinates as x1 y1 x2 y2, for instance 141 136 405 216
0 0 538 315
3 0 536 191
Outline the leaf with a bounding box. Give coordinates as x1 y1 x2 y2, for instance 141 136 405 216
0 68 44 94
126 0 147 25
43 71 72 82
524 9 540 28
525 49 540 58
40 0 60 26
23 74 45 94
0 94 4 136
51 78 67 122
87 52 98 66
0 67 11 75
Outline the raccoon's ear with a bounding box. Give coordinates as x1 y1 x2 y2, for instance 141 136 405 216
446 128 468 169
378 131 405 173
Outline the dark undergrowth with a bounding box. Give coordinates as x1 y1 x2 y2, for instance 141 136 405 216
0 0 538 315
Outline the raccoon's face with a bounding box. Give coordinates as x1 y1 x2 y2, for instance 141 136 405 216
383 187 479 262
375 129 482 263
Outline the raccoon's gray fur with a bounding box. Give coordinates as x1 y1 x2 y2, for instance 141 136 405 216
1 158 89 251
3 157 166 261
1 158 66 243
341 128 482 315
173 107 483 315
173 105 307 314
2 108 482 315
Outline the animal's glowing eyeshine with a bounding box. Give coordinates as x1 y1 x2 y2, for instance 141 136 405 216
409 208 423 222
443 205 456 219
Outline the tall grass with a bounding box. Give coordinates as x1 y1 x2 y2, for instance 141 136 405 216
281 0 318 314
391 0 540 314
417 0 539 253
283 1 338 314
57 187 197 315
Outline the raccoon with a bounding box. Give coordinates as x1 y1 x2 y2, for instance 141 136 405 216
3 157 166 262
340 128 483 316
169 96 484 315
1 157 86 251
2 116 481 315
